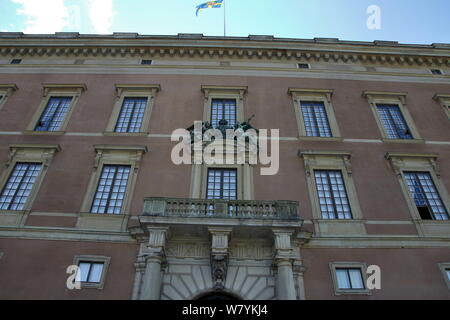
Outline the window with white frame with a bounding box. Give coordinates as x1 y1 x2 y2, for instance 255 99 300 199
210 99 237 128
363 91 421 141
329 262 370 295
403 172 449 220
375 104 413 139
433 94 450 120
78 261 105 283
105 85 160 135
73 255 110 289
0 162 42 211
201 86 246 129
206 168 238 200
335 268 365 290
438 263 450 292
314 170 352 219
114 97 149 133
35 97 73 131
0 84 18 111
288 88 341 139
26 84 85 133
90 165 131 214
300 101 333 137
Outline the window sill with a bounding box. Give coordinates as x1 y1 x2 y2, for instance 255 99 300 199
298 136 343 142
381 138 424 144
103 131 149 137
414 219 450 238
334 289 372 296
23 130 65 136
313 219 367 237
0 210 28 227
76 212 129 232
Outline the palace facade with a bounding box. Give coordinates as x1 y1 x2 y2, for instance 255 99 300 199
0 32 449 299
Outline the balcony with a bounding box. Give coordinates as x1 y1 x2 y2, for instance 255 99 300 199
142 197 300 221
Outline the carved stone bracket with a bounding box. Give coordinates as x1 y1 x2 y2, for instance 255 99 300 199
208 227 232 290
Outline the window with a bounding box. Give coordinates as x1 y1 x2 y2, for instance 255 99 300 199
0 84 18 111
289 88 341 140
403 172 448 220
438 263 450 292
79 145 146 231
298 63 310 69
73 255 110 289
201 86 246 128
375 104 413 139
314 170 352 219
433 94 450 120
207 168 237 200
105 84 160 135
329 262 370 295
90 165 131 214
0 163 42 211
141 59 152 65
385 153 450 236
300 101 332 137
363 91 421 142
114 97 148 133
34 97 73 131
430 69 443 75
300 151 365 236
335 268 365 290
78 261 104 283
0 144 59 226
210 99 237 128
25 84 86 134
10 59 22 64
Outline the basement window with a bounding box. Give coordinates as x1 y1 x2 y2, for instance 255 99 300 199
430 69 443 75
298 63 310 69
141 59 153 65
10 59 22 64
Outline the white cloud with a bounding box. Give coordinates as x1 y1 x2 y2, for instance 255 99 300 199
88 0 114 34
12 0 70 34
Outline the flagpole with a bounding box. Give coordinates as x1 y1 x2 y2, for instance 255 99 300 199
223 0 226 37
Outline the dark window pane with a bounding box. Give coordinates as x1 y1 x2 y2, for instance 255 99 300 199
90 165 131 214
35 97 73 131
0 162 42 211
206 168 237 200
404 172 449 220
314 170 352 219
300 101 332 137
376 104 413 139
211 99 237 128
114 97 148 133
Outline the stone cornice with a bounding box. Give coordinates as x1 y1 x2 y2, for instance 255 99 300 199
0 33 449 68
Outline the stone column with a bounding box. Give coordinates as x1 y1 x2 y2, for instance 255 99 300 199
273 229 297 300
131 255 146 300
208 227 232 290
140 227 169 300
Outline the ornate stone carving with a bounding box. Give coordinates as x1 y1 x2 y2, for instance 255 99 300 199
211 254 228 290
209 228 232 291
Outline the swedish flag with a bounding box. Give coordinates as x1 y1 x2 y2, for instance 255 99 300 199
196 0 224 16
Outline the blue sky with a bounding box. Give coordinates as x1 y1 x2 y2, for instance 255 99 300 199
0 0 449 44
